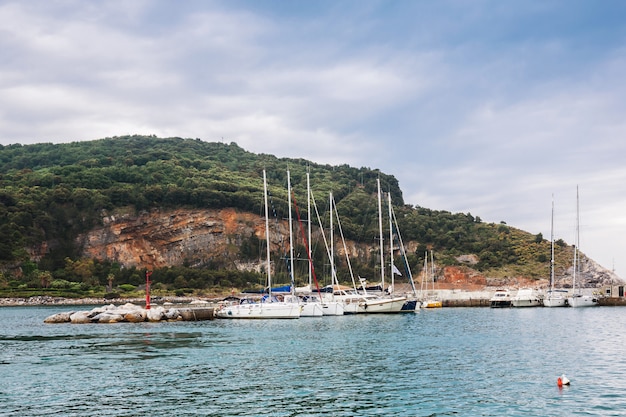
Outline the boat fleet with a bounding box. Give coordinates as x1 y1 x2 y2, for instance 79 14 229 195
490 187 601 309
216 173 600 319
489 287 599 308
216 171 433 319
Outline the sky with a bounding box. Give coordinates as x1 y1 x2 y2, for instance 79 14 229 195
1 0 625 278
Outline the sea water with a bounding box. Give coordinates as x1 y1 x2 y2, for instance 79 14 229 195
0 306 625 416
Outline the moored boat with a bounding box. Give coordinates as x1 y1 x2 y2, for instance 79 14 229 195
490 289 512 308
511 288 542 307
543 289 569 307
215 170 300 319
543 196 568 307
566 187 598 308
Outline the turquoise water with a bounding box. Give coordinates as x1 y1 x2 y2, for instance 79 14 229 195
1 306 625 416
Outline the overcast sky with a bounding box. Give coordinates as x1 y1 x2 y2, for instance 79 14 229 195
1 0 625 278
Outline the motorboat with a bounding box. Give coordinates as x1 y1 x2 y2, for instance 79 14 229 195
511 288 542 307
490 289 512 308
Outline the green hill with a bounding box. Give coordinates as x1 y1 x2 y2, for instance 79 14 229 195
0 135 569 297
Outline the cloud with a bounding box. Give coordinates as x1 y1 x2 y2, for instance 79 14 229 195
1 0 626 276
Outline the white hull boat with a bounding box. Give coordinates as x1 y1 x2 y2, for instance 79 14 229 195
216 299 301 319
299 302 324 317
216 170 301 320
511 288 542 307
566 187 598 308
362 296 408 313
543 199 568 307
543 290 568 307
321 300 344 316
567 293 598 308
490 289 512 308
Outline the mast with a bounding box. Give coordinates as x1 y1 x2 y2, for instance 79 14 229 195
287 170 295 293
388 190 394 292
263 169 272 297
330 192 335 288
306 170 312 288
430 250 435 293
377 178 385 290
421 251 427 299
573 185 580 293
550 195 555 292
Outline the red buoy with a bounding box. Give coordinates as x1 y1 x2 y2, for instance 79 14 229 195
557 377 563 387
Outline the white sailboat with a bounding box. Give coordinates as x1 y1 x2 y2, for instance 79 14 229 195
566 186 598 308
285 170 323 317
326 191 372 314
543 196 568 307
354 179 408 314
215 170 301 319
420 250 442 309
387 191 419 311
305 184 345 315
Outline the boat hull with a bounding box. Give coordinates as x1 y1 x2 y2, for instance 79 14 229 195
511 299 542 307
300 302 324 317
216 302 301 319
567 295 599 307
490 300 512 308
321 302 344 316
511 288 542 307
363 297 409 313
421 300 442 309
543 297 567 307
402 299 419 311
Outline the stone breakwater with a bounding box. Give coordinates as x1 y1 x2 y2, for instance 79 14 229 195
43 303 214 323
0 295 215 306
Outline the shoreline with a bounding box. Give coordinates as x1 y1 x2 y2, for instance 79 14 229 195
0 289 496 308
2 287 622 308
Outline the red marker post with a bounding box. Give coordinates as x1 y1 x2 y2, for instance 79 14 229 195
145 270 152 310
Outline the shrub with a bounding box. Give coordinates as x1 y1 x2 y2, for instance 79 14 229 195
118 284 136 292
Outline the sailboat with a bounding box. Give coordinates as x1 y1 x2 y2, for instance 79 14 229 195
289 170 323 317
543 196 568 307
420 250 442 308
349 179 408 314
566 186 598 308
215 170 301 319
387 191 419 311
324 191 373 314
301 183 345 315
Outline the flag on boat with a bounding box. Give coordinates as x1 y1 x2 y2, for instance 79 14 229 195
392 265 402 276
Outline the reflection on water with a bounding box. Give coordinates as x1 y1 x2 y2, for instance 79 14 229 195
0 306 625 416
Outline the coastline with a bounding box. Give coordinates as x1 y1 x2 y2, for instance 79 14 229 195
3 287 621 308
0 289 496 308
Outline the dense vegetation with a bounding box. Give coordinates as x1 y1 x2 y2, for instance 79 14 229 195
0 135 567 298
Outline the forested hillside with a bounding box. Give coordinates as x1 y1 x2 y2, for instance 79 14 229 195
0 135 573 297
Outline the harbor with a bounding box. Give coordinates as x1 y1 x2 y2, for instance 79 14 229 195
3 304 626 416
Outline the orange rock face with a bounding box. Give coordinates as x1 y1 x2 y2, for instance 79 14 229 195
77 208 266 270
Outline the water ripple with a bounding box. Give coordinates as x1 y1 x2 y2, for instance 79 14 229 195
1 307 625 416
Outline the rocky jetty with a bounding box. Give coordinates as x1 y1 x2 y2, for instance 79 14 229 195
43 303 214 323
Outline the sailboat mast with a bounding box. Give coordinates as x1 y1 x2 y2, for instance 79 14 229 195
287 170 295 293
573 186 580 293
430 250 435 293
330 192 335 287
421 252 427 298
388 191 394 292
550 195 555 292
377 178 385 290
306 171 312 288
263 170 272 297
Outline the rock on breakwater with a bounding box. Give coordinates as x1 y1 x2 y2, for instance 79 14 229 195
43 303 214 323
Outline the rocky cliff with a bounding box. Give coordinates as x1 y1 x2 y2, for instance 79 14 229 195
75 207 623 289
